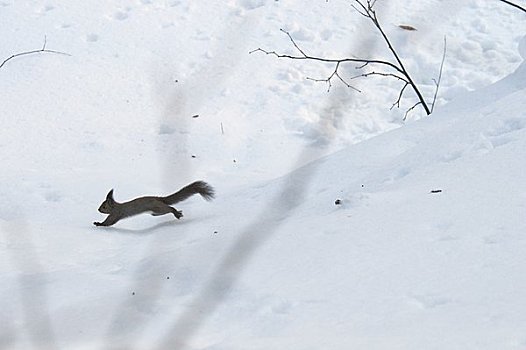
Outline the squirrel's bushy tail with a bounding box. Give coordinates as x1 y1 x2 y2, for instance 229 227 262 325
161 181 215 205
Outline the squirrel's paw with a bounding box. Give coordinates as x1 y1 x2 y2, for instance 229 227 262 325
93 222 103 226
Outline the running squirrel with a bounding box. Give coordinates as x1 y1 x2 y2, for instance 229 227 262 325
93 181 214 227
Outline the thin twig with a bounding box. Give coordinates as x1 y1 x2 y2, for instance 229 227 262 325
250 29 405 75
353 0 431 115
306 62 361 92
0 36 70 70
498 0 526 13
351 70 409 83
391 82 409 110
250 0 437 118
404 101 422 120
280 28 308 57
350 2 368 17
430 36 447 113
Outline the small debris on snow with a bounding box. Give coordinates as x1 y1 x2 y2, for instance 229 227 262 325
430 189 443 194
335 199 342 205
399 25 417 31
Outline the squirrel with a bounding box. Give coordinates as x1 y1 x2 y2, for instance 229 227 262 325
93 180 214 227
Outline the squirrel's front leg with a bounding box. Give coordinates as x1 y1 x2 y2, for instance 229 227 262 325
94 215 120 227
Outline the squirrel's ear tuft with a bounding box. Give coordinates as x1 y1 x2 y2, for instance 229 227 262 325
106 189 114 201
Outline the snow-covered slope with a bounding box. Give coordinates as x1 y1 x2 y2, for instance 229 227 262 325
1 1 525 349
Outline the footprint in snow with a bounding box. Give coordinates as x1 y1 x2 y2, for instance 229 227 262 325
258 297 293 315
289 28 315 42
483 118 526 148
40 4 55 12
239 0 266 10
271 300 293 315
112 10 129 21
44 191 62 203
487 118 526 137
408 294 452 310
167 0 181 7
86 34 99 43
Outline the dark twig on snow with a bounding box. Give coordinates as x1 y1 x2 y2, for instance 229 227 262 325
352 0 431 116
351 70 409 83
249 26 406 93
249 32 406 95
391 82 409 110
404 101 422 121
306 61 361 92
498 0 526 13
0 36 70 70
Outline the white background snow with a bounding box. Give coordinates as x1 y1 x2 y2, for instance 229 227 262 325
1 0 525 349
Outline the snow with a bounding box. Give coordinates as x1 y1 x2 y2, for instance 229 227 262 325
1 1 525 349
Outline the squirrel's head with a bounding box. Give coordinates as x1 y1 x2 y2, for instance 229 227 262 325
98 189 116 214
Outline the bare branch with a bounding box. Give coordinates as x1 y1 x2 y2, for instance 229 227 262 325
0 36 70 70
249 30 406 75
350 2 368 17
351 0 431 115
390 82 409 110
306 62 361 92
280 28 308 57
251 0 438 118
356 62 369 69
498 0 526 13
430 36 447 113
351 70 409 83
404 101 422 121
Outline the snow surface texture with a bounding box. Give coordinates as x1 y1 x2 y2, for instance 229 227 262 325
0 1 525 349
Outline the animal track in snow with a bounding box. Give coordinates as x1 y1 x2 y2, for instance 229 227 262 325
257 296 294 316
432 222 459 242
484 118 526 148
270 299 293 315
167 0 181 6
408 294 453 310
39 4 55 13
381 166 411 184
439 150 463 163
487 118 526 137
239 0 266 10
483 234 502 245
86 34 99 43
112 10 129 21
44 191 62 202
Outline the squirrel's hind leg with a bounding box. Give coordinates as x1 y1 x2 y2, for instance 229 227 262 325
150 205 183 219
170 207 183 219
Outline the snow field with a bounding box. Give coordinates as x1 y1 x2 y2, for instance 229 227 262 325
1 0 525 349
